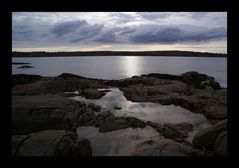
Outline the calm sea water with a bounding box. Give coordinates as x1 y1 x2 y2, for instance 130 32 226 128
12 56 227 87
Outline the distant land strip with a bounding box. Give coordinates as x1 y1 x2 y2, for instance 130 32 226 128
12 62 31 65
12 51 227 57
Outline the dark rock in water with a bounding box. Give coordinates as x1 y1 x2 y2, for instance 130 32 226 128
58 73 86 79
99 118 130 132
12 130 92 157
113 106 122 110
193 119 227 151
155 123 191 142
18 65 34 68
12 74 42 87
80 89 107 99
99 117 146 133
213 131 227 157
131 139 213 156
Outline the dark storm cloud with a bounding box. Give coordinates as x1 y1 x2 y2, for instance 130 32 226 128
50 20 88 37
50 20 105 43
129 25 226 44
94 31 118 43
12 12 227 49
118 27 136 36
12 25 33 40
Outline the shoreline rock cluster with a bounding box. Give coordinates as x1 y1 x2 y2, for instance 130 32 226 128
12 71 227 157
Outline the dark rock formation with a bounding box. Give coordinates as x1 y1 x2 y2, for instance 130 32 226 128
80 89 107 99
192 119 227 156
99 116 146 133
114 72 226 120
58 73 86 79
12 130 92 157
12 72 227 157
12 74 42 87
18 65 34 69
213 131 227 157
131 139 213 156
182 71 221 89
12 94 85 134
146 121 193 142
12 73 108 95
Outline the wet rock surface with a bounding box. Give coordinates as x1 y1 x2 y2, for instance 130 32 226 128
12 130 92 157
192 119 227 156
131 139 213 156
114 72 227 121
12 71 227 156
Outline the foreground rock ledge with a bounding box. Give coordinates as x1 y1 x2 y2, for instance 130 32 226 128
12 71 227 156
12 130 92 157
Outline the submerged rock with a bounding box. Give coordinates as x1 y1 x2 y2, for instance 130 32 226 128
12 130 92 157
80 89 107 99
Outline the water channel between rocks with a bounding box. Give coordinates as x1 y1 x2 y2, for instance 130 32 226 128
70 88 211 156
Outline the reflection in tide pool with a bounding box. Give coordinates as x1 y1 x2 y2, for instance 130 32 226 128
77 126 161 156
71 88 208 126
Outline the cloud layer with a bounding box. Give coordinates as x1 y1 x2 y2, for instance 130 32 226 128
12 12 227 52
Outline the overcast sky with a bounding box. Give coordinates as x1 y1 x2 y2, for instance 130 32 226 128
12 12 227 53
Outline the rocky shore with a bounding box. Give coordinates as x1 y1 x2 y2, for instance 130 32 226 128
12 71 227 157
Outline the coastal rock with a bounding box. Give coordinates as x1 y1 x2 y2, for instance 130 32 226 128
12 73 108 95
213 131 227 157
192 119 227 150
12 74 42 87
147 122 193 142
88 103 102 112
18 65 34 69
99 118 130 132
203 103 227 119
182 71 221 89
104 76 155 87
117 72 226 120
131 139 212 156
13 130 92 157
12 135 29 156
12 94 82 134
80 89 107 99
99 116 146 133
58 73 86 79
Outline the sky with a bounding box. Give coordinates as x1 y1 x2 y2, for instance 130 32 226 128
12 12 227 53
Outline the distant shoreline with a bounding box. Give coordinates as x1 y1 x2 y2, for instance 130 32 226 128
12 51 227 57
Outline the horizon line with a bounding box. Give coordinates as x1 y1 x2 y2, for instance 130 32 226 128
12 50 227 54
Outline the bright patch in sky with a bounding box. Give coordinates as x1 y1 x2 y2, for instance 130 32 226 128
12 12 227 53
